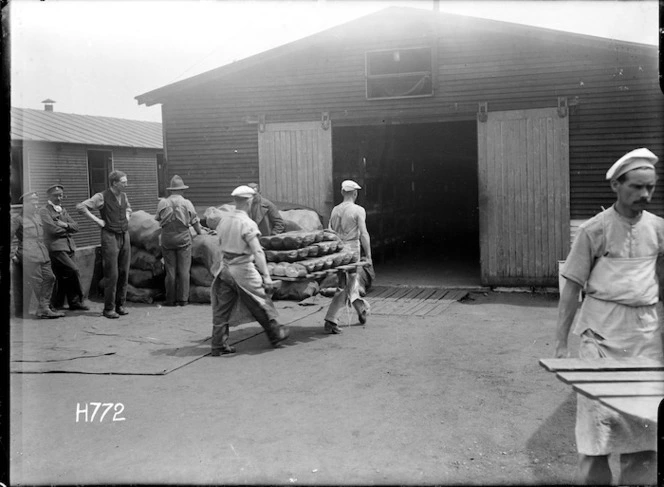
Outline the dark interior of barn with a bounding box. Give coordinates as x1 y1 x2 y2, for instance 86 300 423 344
333 121 481 285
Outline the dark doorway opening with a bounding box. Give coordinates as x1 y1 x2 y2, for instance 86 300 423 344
333 121 480 286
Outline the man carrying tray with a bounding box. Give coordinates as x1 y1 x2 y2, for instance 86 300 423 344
323 180 373 334
555 148 664 484
210 185 290 355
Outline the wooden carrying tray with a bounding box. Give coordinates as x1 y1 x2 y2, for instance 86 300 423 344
539 357 664 425
271 261 371 282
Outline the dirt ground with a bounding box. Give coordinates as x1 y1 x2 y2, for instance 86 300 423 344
9 289 587 485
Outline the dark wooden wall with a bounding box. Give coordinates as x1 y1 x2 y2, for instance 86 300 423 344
158 14 662 222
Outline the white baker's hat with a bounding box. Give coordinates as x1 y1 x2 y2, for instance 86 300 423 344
341 180 361 191
606 148 658 180
231 185 256 198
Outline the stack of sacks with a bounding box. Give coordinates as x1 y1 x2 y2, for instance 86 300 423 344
117 210 166 303
261 230 359 301
189 234 222 304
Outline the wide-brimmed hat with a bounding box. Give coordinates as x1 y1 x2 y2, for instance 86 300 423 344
166 175 189 191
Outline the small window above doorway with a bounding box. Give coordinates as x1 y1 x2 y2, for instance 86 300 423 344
365 46 434 100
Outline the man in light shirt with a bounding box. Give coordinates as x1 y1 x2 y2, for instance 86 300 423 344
77 170 132 319
555 148 664 485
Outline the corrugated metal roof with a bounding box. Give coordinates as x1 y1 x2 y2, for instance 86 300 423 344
136 6 655 106
11 107 163 148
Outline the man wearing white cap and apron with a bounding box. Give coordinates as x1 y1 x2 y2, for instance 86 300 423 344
210 185 290 355
323 179 373 334
555 147 664 484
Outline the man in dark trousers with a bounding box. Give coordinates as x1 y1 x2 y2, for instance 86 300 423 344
555 147 663 484
247 182 285 236
11 191 65 319
210 185 289 355
39 184 89 311
155 175 206 306
77 170 132 319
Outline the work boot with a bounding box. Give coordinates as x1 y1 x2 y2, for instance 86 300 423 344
210 345 237 356
270 325 290 347
324 320 342 334
103 309 120 319
115 306 129 316
69 301 90 311
37 307 65 319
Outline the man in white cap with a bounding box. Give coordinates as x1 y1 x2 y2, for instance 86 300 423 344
323 179 373 334
155 175 206 306
555 148 664 484
209 185 289 355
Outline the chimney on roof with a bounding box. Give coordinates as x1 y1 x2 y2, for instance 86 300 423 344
42 99 56 112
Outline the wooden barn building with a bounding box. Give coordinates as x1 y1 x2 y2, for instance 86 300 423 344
10 103 164 247
136 7 663 287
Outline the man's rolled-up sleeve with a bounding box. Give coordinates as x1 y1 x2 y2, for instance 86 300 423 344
560 228 594 287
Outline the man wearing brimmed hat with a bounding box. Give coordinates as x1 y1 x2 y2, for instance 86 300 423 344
39 184 89 311
555 148 664 484
77 170 132 319
10 191 64 319
247 182 285 236
155 175 206 306
323 179 374 334
209 185 289 355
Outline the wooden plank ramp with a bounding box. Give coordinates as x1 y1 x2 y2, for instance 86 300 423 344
365 286 468 317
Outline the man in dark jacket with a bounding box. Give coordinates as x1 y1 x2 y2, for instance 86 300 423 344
39 184 89 311
11 191 64 319
77 170 132 319
247 182 285 236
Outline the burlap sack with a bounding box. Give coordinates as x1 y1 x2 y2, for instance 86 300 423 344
128 210 162 255
130 247 164 276
279 209 323 231
189 285 211 304
128 268 164 289
190 264 214 287
191 234 221 271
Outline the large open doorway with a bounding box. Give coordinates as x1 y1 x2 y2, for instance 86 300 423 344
332 121 481 287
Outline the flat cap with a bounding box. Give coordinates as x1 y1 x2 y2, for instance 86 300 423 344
46 184 64 194
606 148 658 180
231 185 256 198
341 180 362 191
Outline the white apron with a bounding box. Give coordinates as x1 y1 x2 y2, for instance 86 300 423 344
574 252 663 455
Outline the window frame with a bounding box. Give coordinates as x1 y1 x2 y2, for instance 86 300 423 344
365 46 435 101
87 149 114 197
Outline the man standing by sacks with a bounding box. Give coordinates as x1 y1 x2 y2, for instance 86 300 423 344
155 175 206 307
555 147 664 485
210 185 289 355
323 180 373 334
77 170 132 319
247 182 285 236
10 191 64 319
39 184 89 311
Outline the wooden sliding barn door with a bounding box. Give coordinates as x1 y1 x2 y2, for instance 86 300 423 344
477 107 570 286
258 121 333 220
